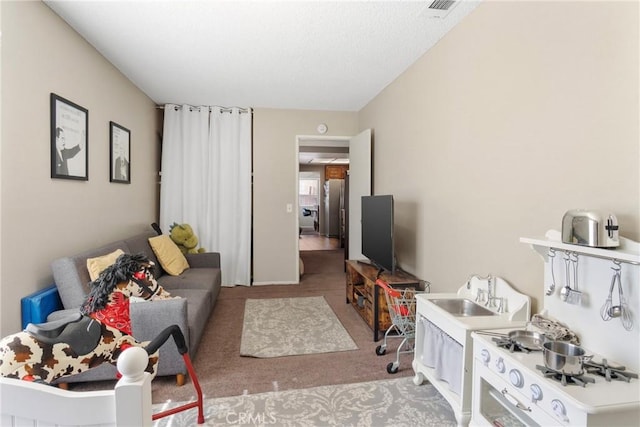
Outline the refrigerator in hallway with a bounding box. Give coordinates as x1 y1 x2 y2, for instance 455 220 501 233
322 179 344 240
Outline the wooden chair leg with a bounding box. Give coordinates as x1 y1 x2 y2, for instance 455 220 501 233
176 373 186 386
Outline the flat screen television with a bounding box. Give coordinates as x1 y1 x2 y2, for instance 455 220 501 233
361 194 395 275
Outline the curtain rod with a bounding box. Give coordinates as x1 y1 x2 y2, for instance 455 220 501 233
156 104 252 114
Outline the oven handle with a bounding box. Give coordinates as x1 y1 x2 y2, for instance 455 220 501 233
501 388 532 412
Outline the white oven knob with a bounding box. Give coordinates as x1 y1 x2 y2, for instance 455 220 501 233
481 349 491 366
496 357 505 373
509 369 524 388
530 384 543 403
551 399 569 422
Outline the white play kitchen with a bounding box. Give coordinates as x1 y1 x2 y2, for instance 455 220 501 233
413 275 532 425
412 210 640 426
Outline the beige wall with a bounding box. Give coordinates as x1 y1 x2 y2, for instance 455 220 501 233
0 2 160 334
2 1 636 333
358 1 639 312
252 109 357 284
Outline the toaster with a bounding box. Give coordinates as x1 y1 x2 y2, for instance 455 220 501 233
561 209 619 248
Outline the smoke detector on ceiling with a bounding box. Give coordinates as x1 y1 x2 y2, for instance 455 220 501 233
421 0 460 19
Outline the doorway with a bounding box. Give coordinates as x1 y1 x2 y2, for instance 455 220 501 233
295 131 371 279
297 136 349 254
298 172 331 251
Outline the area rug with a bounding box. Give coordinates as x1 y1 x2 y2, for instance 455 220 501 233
239 296 358 358
152 377 457 426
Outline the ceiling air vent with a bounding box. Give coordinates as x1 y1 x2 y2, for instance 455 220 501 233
421 0 459 19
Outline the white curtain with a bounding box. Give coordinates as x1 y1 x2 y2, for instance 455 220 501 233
160 104 252 286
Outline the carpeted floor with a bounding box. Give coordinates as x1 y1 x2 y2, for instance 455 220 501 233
69 249 416 405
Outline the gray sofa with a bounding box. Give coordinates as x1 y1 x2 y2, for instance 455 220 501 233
48 228 221 386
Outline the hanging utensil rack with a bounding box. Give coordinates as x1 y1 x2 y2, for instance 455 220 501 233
522 229 639 372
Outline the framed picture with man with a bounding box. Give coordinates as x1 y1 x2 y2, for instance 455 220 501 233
110 121 131 184
50 93 88 180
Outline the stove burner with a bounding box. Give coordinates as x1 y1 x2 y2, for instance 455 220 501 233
492 337 534 353
535 365 596 387
585 359 639 383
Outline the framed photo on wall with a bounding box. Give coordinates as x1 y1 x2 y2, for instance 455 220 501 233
110 121 130 183
50 93 88 180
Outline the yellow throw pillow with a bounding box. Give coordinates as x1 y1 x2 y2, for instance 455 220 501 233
148 235 190 276
86 249 125 281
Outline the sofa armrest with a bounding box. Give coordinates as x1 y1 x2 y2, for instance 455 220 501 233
185 252 220 269
130 297 190 376
46 308 81 322
130 298 189 346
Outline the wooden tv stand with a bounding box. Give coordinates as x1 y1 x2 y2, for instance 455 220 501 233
345 260 421 341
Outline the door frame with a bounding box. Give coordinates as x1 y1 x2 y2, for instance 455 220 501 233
295 135 350 278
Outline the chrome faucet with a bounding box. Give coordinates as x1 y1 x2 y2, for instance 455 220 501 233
488 296 505 313
486 275 494 303
466 273 492 290
485 276 504 309
468 274 504 313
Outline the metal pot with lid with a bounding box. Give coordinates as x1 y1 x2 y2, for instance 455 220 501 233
543 341 592 376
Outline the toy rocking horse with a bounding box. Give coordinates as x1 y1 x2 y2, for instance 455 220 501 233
0 252 205 423
1 253 168 384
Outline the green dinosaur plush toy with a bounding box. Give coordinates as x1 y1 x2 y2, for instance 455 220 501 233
169 222 206 254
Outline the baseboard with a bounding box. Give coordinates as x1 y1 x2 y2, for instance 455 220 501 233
251 281 299 286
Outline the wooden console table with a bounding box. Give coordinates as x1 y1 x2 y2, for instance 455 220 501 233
345 260 421 341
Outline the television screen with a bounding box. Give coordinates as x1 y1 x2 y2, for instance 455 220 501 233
361 195 395 274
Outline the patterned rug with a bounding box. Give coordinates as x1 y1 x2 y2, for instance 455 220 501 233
240 296 358 358
152 377 457 426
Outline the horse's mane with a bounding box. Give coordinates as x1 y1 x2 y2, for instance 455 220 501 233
81 253 150 315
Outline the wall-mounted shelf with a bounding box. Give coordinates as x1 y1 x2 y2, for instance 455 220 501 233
520 230 640 265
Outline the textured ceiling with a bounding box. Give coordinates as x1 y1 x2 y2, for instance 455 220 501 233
45 0 480 112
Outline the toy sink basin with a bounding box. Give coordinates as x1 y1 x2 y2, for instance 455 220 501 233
429 298 497 317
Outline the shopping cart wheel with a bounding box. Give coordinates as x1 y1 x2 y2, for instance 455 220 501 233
375 345 386 356
386 362 399 374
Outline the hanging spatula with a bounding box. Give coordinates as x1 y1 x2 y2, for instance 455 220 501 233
565 253 582 305
560 252 571 302
545 249 557 296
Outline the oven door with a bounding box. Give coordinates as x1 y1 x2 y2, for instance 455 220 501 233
471 359 560 427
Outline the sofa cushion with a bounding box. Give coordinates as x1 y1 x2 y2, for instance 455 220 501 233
51 241 129 309
128 285 174 303
124 230 163 278
86 249 125 281
158 268 221 305
148 235 189 276
166 288 212 356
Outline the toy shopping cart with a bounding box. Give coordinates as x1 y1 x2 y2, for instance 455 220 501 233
374 279 418 374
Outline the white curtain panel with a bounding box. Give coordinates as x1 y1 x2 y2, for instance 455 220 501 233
160 105 252 286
